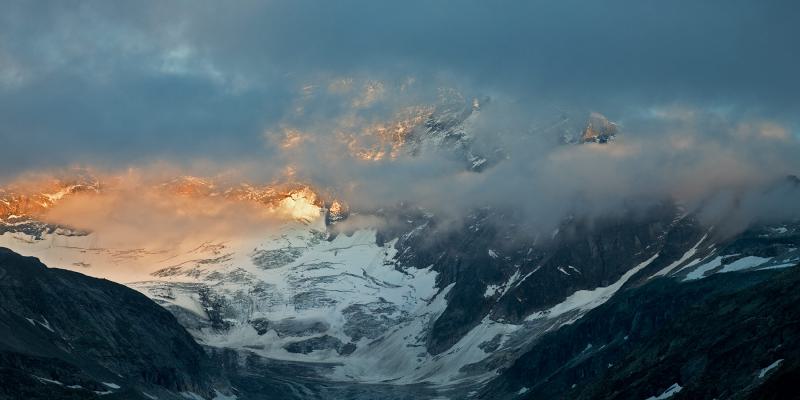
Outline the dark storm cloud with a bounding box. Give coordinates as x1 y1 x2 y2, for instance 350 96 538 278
161 0 800 114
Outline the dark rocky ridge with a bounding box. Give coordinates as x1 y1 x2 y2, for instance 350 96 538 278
480 264 800 399
385 200 702 355
0 247 226 400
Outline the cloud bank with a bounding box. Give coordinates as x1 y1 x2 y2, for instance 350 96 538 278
1 1 798 236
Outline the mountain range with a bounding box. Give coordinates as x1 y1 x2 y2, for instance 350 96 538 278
1 112 799 399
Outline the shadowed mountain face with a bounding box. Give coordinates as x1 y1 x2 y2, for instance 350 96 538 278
386 201 687 355
0 247 226 400
480 265 800 400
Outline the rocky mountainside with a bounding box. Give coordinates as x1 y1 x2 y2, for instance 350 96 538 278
405 94 504 171
579 112 619 143
540 111 619 145
3 180 798 396
341 92 504 171
3 199 798 399
0 172 100 219
0 247 229 400
480 263 800 400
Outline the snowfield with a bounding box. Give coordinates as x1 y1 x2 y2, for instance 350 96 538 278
2 209 797 389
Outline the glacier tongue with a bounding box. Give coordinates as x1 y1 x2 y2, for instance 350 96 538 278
129 217 530 387
124 216 444 366
2 212 509 384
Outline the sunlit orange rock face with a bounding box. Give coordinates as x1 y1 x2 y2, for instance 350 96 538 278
0 171 345 224
0 176 101 220
327 199 350 223
160 176 217 197
339 105 434 161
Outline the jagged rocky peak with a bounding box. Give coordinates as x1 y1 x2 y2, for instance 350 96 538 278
580 112 619 143
335 89 503 172
426 89 485 131
350 89 502 172
0 170 101 220
326 199 350 224
161 175 217 197
0 171 353 235
414 91 503 171
554 112 620 144
163 176 322 208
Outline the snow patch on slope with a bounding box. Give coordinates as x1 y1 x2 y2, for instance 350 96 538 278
644 383 682 400
683 256 724 281
527 253 659 321
651 234 707 278
719 256 771 273
758 359 783 379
